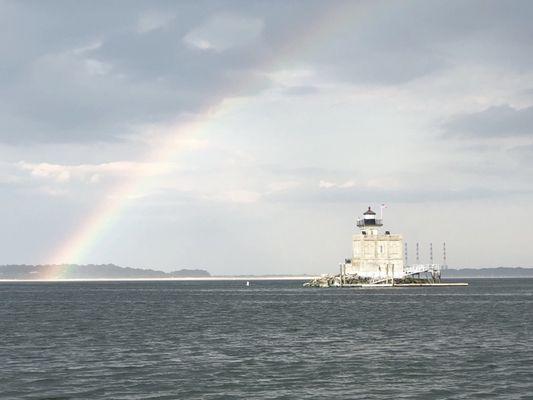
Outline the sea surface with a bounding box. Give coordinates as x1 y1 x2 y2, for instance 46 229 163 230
1 279 532 399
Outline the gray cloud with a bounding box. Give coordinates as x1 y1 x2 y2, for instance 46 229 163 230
3 1 533 144
0 1 325 144
300 0 533 85
444 105 533 138
266 183 527 205
508 144 533 170
283 86 320 96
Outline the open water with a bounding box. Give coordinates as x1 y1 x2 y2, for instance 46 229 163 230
1 279 532 399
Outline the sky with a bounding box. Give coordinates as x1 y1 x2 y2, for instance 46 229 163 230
1 0 533 274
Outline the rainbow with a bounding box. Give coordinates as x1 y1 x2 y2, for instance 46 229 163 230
40 2 367 279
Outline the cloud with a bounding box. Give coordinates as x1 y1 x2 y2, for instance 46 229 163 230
271 182 529 204
283 85 320 96
84 59 112 76
206 190 262 204
183 13 264 52
299 1 533 85
17 160 180 184
507 144 533 169
444 105 533 138
137 11 175 34
0 4 276 144
0 48 203 143
4 1 533 145
72 40 103 56
319 180 356 189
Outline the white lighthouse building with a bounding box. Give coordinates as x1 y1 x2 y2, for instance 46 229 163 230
342 206 405 279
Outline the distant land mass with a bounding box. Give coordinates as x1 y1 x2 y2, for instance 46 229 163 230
1 265 533 280
0 264 210 280
443 267 533 278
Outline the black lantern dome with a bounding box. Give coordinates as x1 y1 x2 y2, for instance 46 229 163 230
357 206 383 227
363 207 376 216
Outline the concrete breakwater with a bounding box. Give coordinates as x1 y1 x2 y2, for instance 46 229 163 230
303 274 456 288
304 274 369 287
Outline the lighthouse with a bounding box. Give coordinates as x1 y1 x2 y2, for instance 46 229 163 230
343 206 405 279
304 205 466 287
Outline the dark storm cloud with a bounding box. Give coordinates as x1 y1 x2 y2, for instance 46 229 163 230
444 105 533 138
0 1 326 144
2 0 533 144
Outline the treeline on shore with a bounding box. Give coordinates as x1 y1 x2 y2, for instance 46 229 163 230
0 264 210 280
1 265 532 280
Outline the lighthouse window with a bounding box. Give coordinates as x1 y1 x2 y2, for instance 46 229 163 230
380 245 383 253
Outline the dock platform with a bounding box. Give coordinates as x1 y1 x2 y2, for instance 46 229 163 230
360 282 468 288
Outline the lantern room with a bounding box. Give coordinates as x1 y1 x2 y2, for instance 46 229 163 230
356 206 383 228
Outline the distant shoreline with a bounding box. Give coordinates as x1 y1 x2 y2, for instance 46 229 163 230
0 276 317 282
2 264 533 281
2 276 533 282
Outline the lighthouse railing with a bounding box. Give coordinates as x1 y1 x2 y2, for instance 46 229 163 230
356 218 383 227
404 264 442 276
